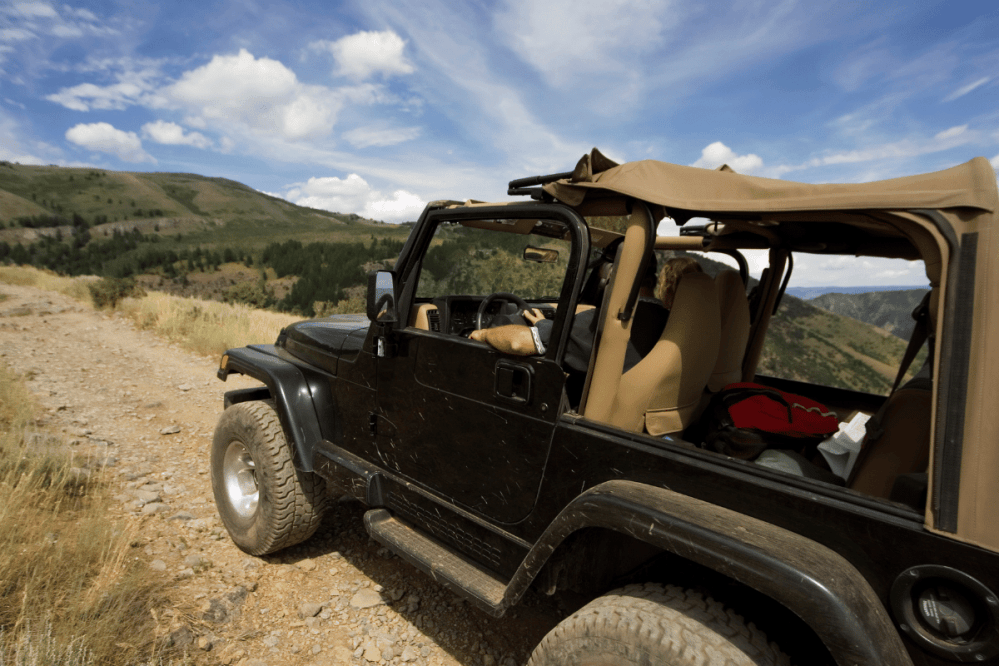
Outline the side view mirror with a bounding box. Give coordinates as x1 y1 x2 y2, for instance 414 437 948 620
367 270 398 325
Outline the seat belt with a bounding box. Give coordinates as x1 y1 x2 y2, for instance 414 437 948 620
888 291 933 394
851 292 933 484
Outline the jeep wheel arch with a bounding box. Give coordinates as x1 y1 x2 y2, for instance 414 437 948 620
506 480 912 666
219 345 326 473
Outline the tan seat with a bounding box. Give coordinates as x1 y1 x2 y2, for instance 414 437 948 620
850 288 937 500
849 378 931 499
626 272 721 435
708 269 751 392
582 203 721 436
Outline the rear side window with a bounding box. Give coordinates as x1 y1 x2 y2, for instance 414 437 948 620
758 254 929 396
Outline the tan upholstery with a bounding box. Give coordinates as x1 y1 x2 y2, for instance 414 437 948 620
708 269 751 392
628 273 721 435
850 383 932 499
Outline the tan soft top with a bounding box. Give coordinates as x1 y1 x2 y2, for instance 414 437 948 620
544 149 998 214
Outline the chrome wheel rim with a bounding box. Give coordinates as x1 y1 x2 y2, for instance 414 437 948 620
222 441 258 519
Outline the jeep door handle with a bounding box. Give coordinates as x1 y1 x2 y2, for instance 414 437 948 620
494 359 533 404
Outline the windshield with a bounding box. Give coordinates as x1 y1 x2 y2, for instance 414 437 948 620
415 220 572 301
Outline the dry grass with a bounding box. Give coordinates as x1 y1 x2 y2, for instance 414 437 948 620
0 265 302 357
0 267 94 306
0 363 166 666
118 291 300 357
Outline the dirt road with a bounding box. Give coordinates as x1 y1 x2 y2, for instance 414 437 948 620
0 283 566 666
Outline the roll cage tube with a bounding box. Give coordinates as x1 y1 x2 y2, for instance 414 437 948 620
396 203 590 369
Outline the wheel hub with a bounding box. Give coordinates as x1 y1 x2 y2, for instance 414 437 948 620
222 441 258 519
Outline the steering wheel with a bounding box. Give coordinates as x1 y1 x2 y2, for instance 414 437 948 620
476 292 532 330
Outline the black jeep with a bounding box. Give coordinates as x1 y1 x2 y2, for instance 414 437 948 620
212 149 999 665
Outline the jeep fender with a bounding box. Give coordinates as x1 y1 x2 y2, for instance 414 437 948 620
218 345 325 473
508 480 912 666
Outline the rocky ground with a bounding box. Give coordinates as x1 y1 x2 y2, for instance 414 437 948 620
0 283 569 666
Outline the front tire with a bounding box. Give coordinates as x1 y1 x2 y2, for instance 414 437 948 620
211 400 327 555
528 583 789 666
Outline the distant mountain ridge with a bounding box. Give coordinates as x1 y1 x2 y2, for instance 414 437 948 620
786 285 929 299
809 288 928 340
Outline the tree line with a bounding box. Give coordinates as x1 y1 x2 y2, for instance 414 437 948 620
0 232 405 317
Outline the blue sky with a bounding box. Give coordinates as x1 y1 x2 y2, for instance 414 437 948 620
1 0 997 284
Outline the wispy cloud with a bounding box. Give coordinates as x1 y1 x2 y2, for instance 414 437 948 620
361 0 585 174
343 125 421 148
943 77 990 102
495 0 674 91
46 80 149 111
774 124 980 177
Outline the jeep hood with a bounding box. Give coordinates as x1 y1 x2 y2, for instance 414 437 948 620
280 314 370 373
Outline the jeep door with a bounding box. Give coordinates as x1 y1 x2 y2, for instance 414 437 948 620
373 206 587 524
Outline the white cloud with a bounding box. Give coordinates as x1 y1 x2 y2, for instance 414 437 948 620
366 190 425 221
46 80 147 111
943 77 990 102
314 30 414 80
692 141 764 173
51 23 83 38
285 173 425 223
495 0 671 89
65 122 153 163
343 125 420 148
991 154 999 170
141 120 211 149
12 2 58 18
0 28 35 41
166 49 343 141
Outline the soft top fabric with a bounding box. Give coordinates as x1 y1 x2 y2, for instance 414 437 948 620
544 148 998 214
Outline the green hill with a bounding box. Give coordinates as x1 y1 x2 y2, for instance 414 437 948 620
0 161 407 248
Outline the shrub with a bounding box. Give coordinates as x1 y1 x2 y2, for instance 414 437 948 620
87 277 145 310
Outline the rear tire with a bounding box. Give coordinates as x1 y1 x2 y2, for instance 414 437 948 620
211 400 327 555
527 583 790 666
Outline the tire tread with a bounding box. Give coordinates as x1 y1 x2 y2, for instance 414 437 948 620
212 400 328 555
528 583 791 666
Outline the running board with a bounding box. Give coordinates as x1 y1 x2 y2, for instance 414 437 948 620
364 508 508 616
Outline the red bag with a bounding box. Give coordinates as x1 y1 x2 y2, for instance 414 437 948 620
701 382 839 460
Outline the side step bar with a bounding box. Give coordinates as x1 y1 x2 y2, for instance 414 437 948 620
364 509 508 616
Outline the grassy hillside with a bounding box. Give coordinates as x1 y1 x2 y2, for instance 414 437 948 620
0 162 413 316
810 288 928 339
0 161 411 248
760 293 914 394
